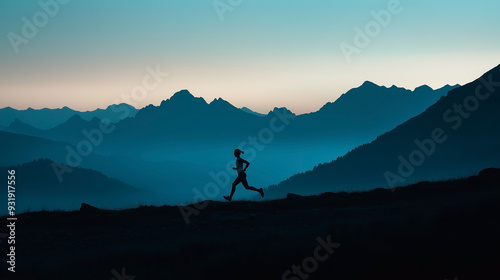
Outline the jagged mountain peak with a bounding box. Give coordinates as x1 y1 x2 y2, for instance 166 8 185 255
360 81 379 88
159 90 208 108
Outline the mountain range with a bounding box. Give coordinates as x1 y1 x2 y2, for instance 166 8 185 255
2 83 458 149
0 103 138 129
266 64 500 198
1 82 459 192
0 77 471 210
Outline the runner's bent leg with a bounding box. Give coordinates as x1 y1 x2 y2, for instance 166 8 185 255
242 178 259 192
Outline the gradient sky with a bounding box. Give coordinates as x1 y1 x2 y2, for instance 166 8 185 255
1 0 499 114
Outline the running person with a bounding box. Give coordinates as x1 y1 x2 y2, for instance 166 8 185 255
223 149 264 201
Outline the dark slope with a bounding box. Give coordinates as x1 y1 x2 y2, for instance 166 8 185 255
0 159 143 214
2 169 499 280
266 64 500 198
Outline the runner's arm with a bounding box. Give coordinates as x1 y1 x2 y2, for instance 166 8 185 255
242 159 250 171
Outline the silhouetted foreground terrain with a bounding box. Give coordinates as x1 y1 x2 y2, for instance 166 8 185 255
2 169 499 280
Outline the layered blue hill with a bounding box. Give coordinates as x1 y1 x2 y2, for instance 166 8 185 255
266 64 500 198
0 159 143 214
0 103 137 129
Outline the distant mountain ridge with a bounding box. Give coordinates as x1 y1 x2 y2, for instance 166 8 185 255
0 103 138 129
265 64 500 198
316 82 458 121
291 82 460 139
3 82 457 147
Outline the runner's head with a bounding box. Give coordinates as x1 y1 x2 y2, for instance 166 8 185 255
234 149 244 157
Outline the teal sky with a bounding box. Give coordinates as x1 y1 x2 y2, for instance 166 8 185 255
1 0 499 114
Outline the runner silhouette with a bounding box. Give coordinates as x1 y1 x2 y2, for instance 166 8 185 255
224 149 264 201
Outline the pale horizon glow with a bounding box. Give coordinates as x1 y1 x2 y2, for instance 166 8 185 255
1 0 499 115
